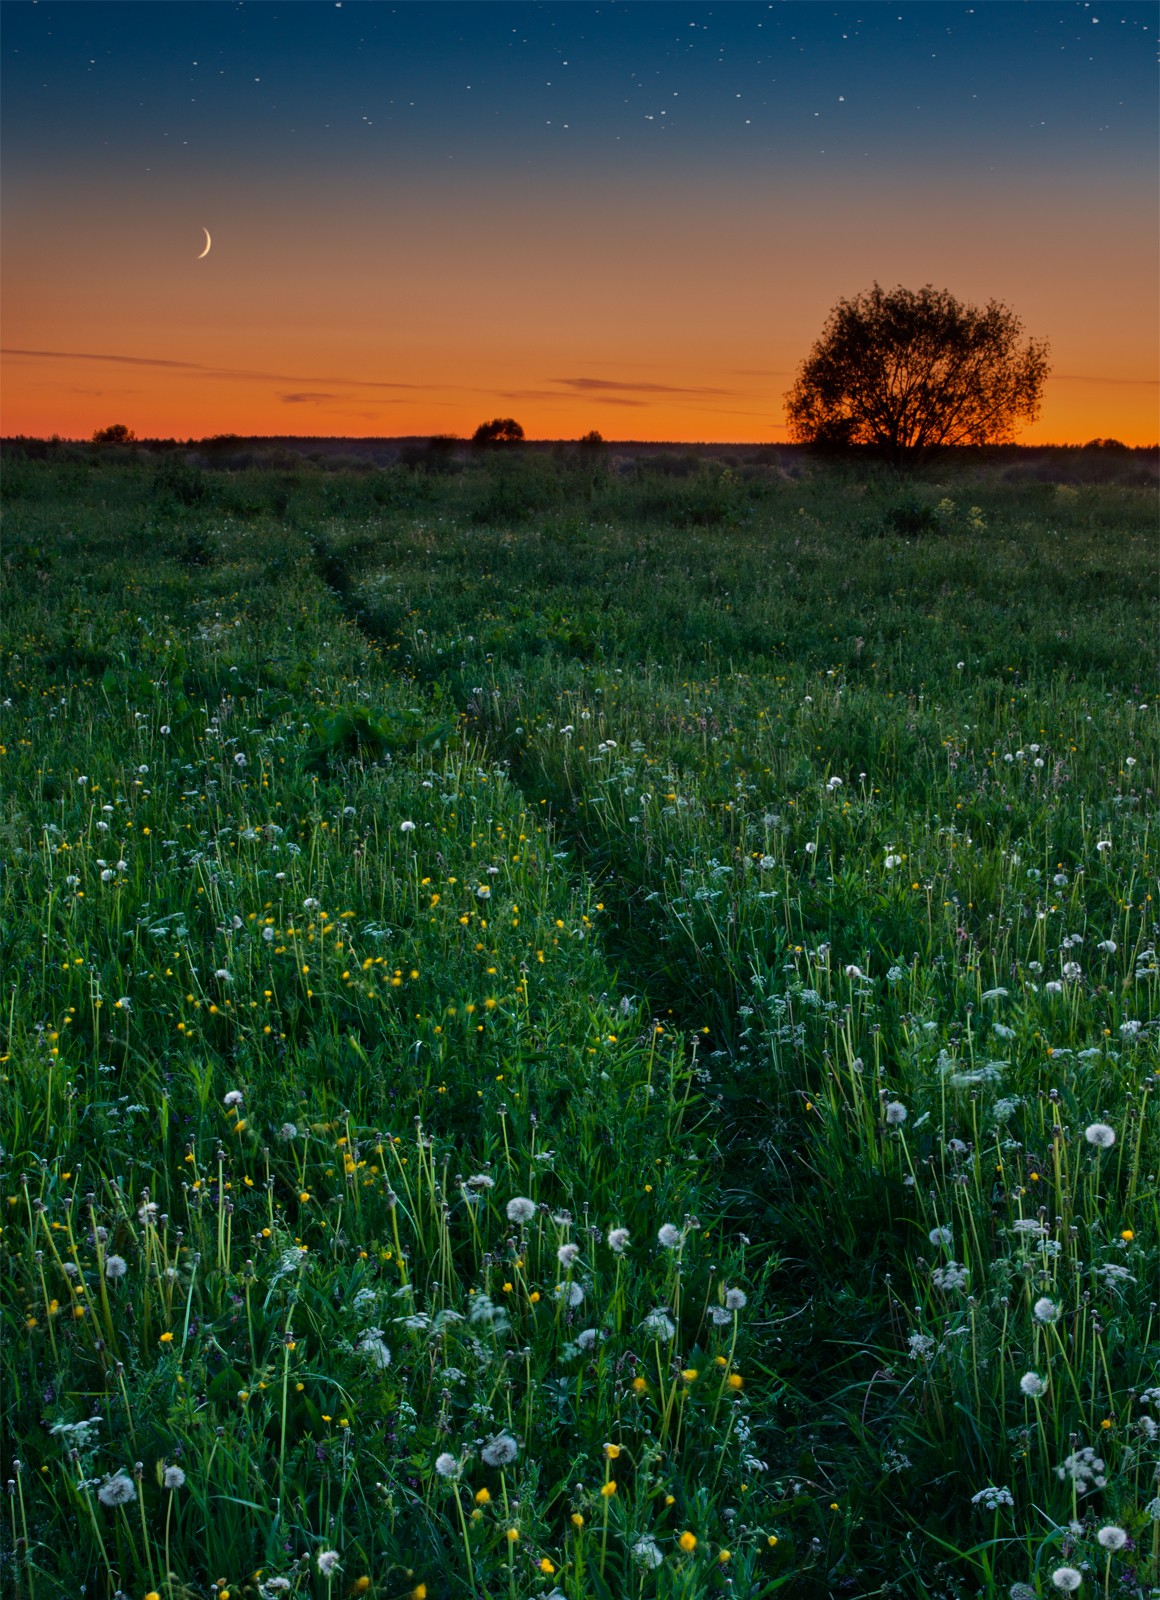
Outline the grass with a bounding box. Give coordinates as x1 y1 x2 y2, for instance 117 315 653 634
1 449 1157 1600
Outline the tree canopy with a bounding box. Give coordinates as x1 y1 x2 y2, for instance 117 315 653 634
91 422 137 444
784 283 1050 469
471 417 525 446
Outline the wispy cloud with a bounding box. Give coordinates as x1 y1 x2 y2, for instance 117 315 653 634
280 392 339 404
555 376 734 396
1 347 426 391
1051 373 1160 386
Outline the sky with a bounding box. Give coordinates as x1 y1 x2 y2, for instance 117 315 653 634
2 0 1157 444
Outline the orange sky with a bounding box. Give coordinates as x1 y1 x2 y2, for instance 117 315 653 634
3 170 1157 444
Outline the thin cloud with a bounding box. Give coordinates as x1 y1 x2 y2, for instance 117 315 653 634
1 346 426 391
555 376 733 396
1051 373 1159 386
280 392 339 404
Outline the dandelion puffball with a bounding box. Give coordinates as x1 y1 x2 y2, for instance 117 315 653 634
1096 1526 1127 1550
657 1223 682 1248
607 1227 630 1253
1033 1296 1060 1323
480 1432 519 1467
506 1196 536 1224
884 1101 908 1126
1050 1569 1083 1593
104 1254 128 1280
1019 1372 1047 1397
434 1452 459 1477
163 1464 186 1489
1084 1123 1115 1148
316 1551 341 1577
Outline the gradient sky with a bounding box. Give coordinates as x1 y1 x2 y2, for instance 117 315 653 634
2 1 1157 443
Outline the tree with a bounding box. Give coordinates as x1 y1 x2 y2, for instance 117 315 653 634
92 422 137 444
471 417 525 446
784 283 1050 470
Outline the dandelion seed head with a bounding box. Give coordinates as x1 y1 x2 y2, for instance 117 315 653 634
1084 1123 1115 1149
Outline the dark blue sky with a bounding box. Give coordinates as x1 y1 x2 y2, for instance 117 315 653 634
5 2 1154 180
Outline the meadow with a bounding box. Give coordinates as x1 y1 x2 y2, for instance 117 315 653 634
1 446 1157 1600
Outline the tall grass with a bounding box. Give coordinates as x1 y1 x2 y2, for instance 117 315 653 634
1 457 1156 1598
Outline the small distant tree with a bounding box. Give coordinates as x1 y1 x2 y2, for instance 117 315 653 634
784 283 1050 471
471 417 525 447
92 422 137 444
577 429 605 447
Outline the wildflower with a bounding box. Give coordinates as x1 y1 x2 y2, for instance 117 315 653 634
159 1331 174 1343
163 1465 186 1489
657 1223 681 1248
278 1122 298 1141
575 1328 600 1351
506 1197 537 1224
607 1227 630 1253
885 854 902 869
1033 1297 1060 1323
505 1527 519 1543
359 1330 391 1369
804 841 817 854
844 964 864 979
223 1090 244 1108
557 1243 580 1268
724 1287 748 1310
1096 939 1116 953
1084 1123 1115 1149
678 1531 698 1553
1061 961 1082 982
727 1373 744 1390
474 1487 490 1505
434 1453 459 1478
642 1309 676 1340
1056 1445 1106 1492
971 1485 1015 1511
600 1480 617 1498
928 1227 953 1247
96 1472 137 1507
317 1550 340 1577
632 1535 663 1569
1019 1372 1047 1398
884 1101 907 1126
1096 1526 1127 1550
555 1281 584 1307
480 1433 519 1468
931 1261 969 1292
104 1255 128 1281
1051 1570 1082 1593
465 1173 494 1190
1009 1587 1038 1600
538 1558 555 1575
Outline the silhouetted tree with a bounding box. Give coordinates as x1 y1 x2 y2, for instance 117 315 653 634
784 283 1050 470
471 417 525 446
577 429 605 447
92 423 137 444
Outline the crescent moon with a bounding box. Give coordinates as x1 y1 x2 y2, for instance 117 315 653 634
197 228 211 259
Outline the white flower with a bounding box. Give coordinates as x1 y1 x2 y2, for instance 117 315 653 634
971 1485 1014 1510
575 1327 601 1351
642 1308 676 1341
97 1472 137 1506
607 1227 630 1253
104 1255 128 1281
1019 1372 1047 1398
1051 1569 1082 1593
359 1330 391 1369
657 1222 682 1248
844 964 865 979
928 1227 952 1247
1096 1525 1127 1550
884 854 902 869
480 1432 519 1467
506 1197 537 1224
632 1535 664 1569
1084 1123 1115 1149
884 1101 907 1126
555 1281 584 1307
434 1452 459 1478
316 1550 340 1577
1033 1297 1060 1323
724 1287 748 1310
1096 939 1116 954
163 1464 186 1489
557 1243 580 1268
400 820 415 832
1061 962 1082 982
278 1122 298 1141
1096 839 1112 852
826 775 843 791
223 1089 243 1107
234 752 247 767
931 1262 969 1292
804 841 817 854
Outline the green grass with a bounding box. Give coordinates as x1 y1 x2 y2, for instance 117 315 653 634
1 453 1157 1600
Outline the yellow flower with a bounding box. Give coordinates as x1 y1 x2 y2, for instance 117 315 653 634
571 1513 585 1529
678 1531 697 1553
727 1373 744 1390
159 1331 174 1343
1121 1229 1134 1241
604 1442 621 1459
411 1588 427 1600
718 1550 731 1564
474 1487 490 1506
349 1581 370 1597
505 1528 519 1544
538 1559 555 1575
600 1480 617 1498
146 1592 162 1600
767 1534 779 1547
681 1368 699 1382
631 1376 647 1393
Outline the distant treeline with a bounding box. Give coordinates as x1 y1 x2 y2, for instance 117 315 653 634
2 432 1157 487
